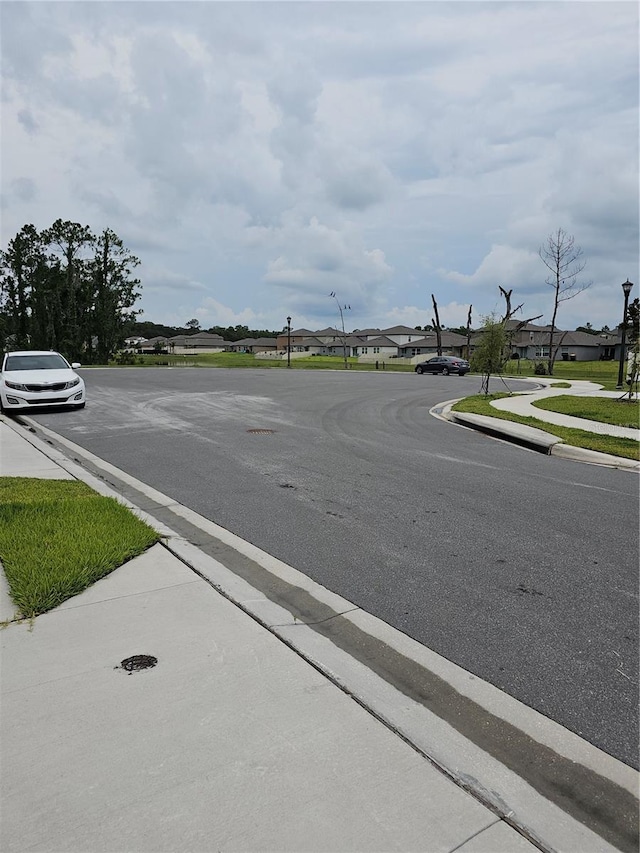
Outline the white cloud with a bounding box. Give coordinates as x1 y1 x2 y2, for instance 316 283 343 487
441 245 539 290
262 216 393 317
1 1 637 331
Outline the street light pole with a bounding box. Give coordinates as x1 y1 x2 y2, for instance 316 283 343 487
329 292 351 370
286 316 291 369
616 280 634 389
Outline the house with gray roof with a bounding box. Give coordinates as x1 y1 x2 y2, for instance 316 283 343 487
275 328 316 350
137 336 169 353
229 337 278 353
376 326 423 345
472 322 624 362
168 332 229 353
292 337 327 354
397 332 468 358
353 335 399 358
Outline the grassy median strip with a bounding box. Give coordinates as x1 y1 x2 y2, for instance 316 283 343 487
452 394 639 460
532 394 639 429
0 477 159 619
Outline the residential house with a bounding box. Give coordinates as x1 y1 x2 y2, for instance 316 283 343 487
168 332 229 353
290 336 327 354
313 327 344 344
352 335 399 359
273 325 469 359
275 328 316 350
124 336 147 349
472 321 625 362
370 325 421 346
138 336 169 353
397 332 468 359
229 337 278 354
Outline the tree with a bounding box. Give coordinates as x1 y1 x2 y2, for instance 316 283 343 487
539 228 591 375
41 219 94 360
1 221 143 363
0 224 43 350
465 305 472 360
431 294 442 356
623 297 640 397
185 318 200 331
91 229 141 363
471 315 508 395
498 286 542 362
470 287 541 393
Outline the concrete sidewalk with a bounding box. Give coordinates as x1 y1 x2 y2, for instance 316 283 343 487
491 381 639 440
1 417 638 853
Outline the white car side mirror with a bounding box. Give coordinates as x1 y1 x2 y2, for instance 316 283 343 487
71 363 81 369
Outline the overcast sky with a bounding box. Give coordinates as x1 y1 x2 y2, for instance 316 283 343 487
2 1 638 333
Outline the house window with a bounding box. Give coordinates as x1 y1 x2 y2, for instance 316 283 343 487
535 347 549 358
362 347 368 354
373 347 380 353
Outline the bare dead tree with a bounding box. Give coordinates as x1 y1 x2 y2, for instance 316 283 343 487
539 228 591 375
465 304 472 360
431 294 442 356
498 286 523 322
498 285 543 331
498 286 542 361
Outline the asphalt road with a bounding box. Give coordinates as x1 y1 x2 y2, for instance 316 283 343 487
24 367 640 767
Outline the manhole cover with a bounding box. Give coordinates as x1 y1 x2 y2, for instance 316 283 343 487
120 654 158 672
247 428 275 434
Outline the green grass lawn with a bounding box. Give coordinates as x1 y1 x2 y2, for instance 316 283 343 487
504 359 622 390
532 395 639 429
452 394 639 460
0 478 159 619
101 353 628 386
110 352 415 371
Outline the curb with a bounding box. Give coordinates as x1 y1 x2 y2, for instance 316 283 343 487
440 404 640 471
448 410 561 453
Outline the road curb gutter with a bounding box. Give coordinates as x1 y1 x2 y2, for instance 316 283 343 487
437 404 640 470
448 410 561 453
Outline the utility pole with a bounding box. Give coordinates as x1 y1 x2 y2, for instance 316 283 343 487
329 293 351 369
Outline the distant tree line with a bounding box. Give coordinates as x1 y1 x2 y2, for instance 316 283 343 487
574 322 612 335
0 220 141 363
133 320 278 342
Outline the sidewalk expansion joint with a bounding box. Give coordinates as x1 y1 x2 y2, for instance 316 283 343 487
446 818 502 853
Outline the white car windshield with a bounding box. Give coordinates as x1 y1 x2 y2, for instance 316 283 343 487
5 354 69 371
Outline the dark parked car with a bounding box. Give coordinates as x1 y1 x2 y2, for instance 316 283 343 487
415 356 470 376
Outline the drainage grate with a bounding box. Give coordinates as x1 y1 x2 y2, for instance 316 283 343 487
120 654 158 672
247 428 275 434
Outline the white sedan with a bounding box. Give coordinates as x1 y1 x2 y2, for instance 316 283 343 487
0 350 86 412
